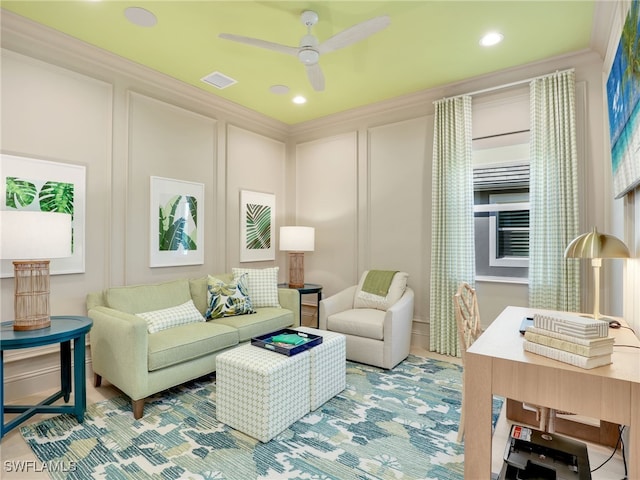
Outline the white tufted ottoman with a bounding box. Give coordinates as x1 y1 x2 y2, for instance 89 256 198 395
216 344 310 442
295 327 346 410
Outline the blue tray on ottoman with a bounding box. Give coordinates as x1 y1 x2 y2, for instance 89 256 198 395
251 328 322 356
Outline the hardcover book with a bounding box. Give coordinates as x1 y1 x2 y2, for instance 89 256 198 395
525 326 615 347
523 340 612 369
524 330 614 357
533 312 609 339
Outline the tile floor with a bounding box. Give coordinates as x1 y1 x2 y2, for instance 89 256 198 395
0 345 627 479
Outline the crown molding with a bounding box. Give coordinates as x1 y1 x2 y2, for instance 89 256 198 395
290 48 602 140
0 10 289 139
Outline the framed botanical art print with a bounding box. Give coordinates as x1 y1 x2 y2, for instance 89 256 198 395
150 176 204 267
240 190 275 262
1 154 86 277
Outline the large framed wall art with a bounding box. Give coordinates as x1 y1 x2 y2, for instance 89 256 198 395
606 0 640 199
240 189 275 262
150 176 204 267
1 154 86 277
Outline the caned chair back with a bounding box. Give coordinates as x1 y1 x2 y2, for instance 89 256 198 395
454 282 482 356
453 281 482 443
453 282 551 438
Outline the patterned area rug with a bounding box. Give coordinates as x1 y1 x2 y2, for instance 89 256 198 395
21 355 503 480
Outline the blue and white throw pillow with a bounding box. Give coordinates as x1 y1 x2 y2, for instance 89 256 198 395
206 273 255 319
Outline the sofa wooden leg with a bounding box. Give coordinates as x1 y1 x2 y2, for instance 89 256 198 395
132 399 145 419
94 373 102 387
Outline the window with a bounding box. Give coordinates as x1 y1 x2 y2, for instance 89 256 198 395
487 193 529 267
473 161 530 281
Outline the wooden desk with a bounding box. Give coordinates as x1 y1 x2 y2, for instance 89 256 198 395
465 306 639 479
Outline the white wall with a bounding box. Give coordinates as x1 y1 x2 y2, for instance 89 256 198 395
296 133 359 294
368 117 429 323
226 125 287 274
126 93 218 285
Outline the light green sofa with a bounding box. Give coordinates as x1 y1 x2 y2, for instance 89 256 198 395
86 274 300 418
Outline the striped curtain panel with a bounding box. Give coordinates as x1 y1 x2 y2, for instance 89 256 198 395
529 70 580 312
430 96 475 356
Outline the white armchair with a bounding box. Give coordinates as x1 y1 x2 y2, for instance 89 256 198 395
319 271 414 369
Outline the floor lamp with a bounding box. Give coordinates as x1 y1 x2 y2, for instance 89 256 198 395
279 226 314 288
564 227 630 322
0 211 72 330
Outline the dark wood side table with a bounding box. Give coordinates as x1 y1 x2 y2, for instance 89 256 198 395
1 315 93 438
279 283 323 328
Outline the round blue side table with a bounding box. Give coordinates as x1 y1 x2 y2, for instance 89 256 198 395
1 315 93 438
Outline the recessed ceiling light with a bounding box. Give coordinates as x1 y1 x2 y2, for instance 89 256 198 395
292 95 307 105
270 85 290 95
480 32 503 47
124 7 157 27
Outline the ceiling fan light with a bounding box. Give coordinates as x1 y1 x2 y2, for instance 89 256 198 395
298 48 319 65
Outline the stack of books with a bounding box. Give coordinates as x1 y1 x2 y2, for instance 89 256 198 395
523 312 614 369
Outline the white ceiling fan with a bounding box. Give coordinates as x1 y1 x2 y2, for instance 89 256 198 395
219 10 390 92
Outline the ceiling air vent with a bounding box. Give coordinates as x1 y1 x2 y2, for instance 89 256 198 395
201 71 237 89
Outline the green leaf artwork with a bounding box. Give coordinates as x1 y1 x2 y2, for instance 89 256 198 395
158 195 198 251
245 203 271 250
5 176 75 252
5 177 37 208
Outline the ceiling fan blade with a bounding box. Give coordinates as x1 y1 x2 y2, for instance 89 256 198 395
306 63 325 91
218 33 298 56
317 15 390 55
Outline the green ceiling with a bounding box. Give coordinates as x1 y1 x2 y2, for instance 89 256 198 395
1 1 596 125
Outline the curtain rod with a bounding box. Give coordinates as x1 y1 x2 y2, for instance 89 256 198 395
472 129 529 141
443 68 575 101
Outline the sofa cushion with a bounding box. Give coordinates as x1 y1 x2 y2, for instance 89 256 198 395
215 307 293 342
206 274 255 319
354 271 408 311
147 321 239 372
232 267 280 308
106 279 192 314
189 276 208 315
137 299 205 333
327 308 386 340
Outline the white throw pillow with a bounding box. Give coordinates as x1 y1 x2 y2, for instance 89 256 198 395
354 271 408 311
232 267 280 308
137 299 205 333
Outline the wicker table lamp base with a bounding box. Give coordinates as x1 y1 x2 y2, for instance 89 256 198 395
13 260 51 331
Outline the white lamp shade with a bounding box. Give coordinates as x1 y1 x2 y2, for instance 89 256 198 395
279 226 315 252
1 211 72 260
